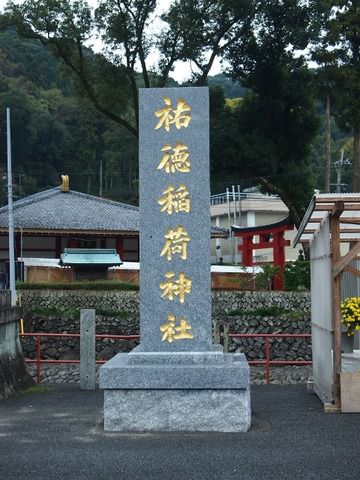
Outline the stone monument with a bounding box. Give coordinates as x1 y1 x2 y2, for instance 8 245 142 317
100 87 251 432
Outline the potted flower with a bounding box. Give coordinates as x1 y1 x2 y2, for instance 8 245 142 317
340 297 360 352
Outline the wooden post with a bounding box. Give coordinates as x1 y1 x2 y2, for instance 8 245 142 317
241 235 254 266
331 201 344 409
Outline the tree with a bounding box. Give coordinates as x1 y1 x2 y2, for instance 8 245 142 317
219 0 321 226
2 0 255 137
312 1 360 192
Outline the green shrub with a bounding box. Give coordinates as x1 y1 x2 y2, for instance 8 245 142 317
228 306 305 318
284 260 310 291
26 306 130 319
16 280 139 291
254 265 282 290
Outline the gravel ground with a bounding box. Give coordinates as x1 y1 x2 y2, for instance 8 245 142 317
26 364 313 385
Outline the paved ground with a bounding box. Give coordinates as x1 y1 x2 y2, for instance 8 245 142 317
0 384 359 480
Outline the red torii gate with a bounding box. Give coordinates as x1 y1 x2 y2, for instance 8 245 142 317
232 217 294 290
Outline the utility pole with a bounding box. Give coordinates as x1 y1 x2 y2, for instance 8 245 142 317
332 149 351 194
6 108 16 306
99 157 103 197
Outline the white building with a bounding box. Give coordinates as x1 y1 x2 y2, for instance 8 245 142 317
210 188 301 264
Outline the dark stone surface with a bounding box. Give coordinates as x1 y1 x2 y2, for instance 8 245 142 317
0 384 359 480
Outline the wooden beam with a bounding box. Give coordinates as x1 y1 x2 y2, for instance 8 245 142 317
316 196 360 203
305 217 323 222
340 237 360 242
339 228 360 234
339 218 360 225
340 204 360 211
314 205 333 211
333 241 360 278
343 265 360 278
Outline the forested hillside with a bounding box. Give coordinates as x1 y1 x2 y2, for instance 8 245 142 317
0 29 249 206
0 0 357 224
0 29 140 205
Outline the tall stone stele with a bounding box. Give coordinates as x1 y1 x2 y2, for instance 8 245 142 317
100 87 251 432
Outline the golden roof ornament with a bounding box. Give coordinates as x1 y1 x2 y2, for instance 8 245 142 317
60 175 69 192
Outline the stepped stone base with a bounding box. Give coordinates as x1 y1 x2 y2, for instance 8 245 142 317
100 348 251 432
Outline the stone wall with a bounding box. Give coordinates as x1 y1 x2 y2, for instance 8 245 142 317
20 290 311 363
211 291 311 315
19 289 310 315
19 290 139 314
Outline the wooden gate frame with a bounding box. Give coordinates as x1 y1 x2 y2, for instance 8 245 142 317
295 195 360 410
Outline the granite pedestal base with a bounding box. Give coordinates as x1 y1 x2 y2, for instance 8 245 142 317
100 348 251 432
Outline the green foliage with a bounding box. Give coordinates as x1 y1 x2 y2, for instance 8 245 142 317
16 280 139 291
254 265 282 291
284 260 310 291
1 0 355 217
26 305 130 318
0 28 140 204
312 1 360 191
308 103 353 193
30 307 81 318
228 306 305 318
208 74 246 98
21 385 55 395
218 0 321 225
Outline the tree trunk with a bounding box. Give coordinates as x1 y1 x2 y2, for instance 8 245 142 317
325 93 331 192
353 125 360 192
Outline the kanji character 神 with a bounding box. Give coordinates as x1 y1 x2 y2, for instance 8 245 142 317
159 271 192 303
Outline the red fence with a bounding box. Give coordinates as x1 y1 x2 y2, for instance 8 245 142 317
20 332 312 385
20 332 140 383
226 333 312 384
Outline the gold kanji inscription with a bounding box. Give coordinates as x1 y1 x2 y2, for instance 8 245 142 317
159 271 192 303
154 97 191 131
157 184 191 215
160 314 193 343
160 225 190 261
157 142 190 173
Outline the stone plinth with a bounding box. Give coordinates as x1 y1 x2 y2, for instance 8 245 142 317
100 349 251 432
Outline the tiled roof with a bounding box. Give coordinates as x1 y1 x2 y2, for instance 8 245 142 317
0 188 139 233
0 187 228 238
60 248 122 265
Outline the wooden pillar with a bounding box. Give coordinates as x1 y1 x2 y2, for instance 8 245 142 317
116 237 124 260
241 235 253 266
273 232 285 290
67 238 77 248
15 232 21 259
55 237 62 258
331 201 344 409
